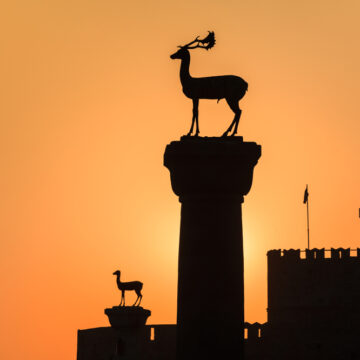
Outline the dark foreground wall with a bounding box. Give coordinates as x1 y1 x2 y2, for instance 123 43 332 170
77 324 176 360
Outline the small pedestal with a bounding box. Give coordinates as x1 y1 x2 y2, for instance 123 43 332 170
164 136 261 360
105 306 151 329
77 307 152 360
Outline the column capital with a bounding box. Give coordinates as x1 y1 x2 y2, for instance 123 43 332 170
164 136 261 203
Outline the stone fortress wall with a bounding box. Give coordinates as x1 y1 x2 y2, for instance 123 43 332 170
267 247 360 324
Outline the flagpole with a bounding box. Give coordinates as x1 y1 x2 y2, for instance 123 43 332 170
303 184 310 249
307 194 310 249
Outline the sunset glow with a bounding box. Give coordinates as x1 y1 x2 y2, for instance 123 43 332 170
1 1 360 359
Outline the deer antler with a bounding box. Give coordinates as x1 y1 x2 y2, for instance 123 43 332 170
197 31 216 50
181 31 216 50
180 36 200 49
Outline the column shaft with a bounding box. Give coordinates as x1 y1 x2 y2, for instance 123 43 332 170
177 199 244 360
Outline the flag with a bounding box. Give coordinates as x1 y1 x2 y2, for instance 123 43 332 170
303 185 309 204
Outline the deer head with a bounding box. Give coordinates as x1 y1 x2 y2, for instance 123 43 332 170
170 31 216 59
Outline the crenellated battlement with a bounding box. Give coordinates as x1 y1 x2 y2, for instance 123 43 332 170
244 322 267 341
267 246 360 329
267 248 360 261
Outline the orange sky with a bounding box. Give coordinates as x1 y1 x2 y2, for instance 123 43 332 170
1 0 360 359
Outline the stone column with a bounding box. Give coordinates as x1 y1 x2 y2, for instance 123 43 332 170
164 137 261 360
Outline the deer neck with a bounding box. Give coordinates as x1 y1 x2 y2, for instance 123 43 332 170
116 274 122 288
179 53 192 85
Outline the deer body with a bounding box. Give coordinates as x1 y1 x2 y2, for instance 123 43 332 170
182 74 247 100
113 270 143 307
171 32 248 136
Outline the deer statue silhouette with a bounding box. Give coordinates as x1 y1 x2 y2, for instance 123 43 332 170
113 270 143 307
170 31 248 137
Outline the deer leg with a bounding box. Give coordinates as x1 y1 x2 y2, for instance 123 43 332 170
193 99 199 136
223 98 241 137
134 290 142 306
233 109 242 135
120 290 125 306
187 99 199 136
187 118 195 136
222 118 236 137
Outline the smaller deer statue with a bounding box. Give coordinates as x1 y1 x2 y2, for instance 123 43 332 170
113 270 143 307
170 31 248 137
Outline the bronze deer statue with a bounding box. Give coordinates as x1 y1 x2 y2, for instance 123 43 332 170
170 32 248 137
113 270 143 306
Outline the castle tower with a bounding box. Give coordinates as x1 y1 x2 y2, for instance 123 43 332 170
266 248 360 359
267 248 360 326
164 137 261 360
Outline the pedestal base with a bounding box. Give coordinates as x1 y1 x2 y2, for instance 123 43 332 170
104 306 151 329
